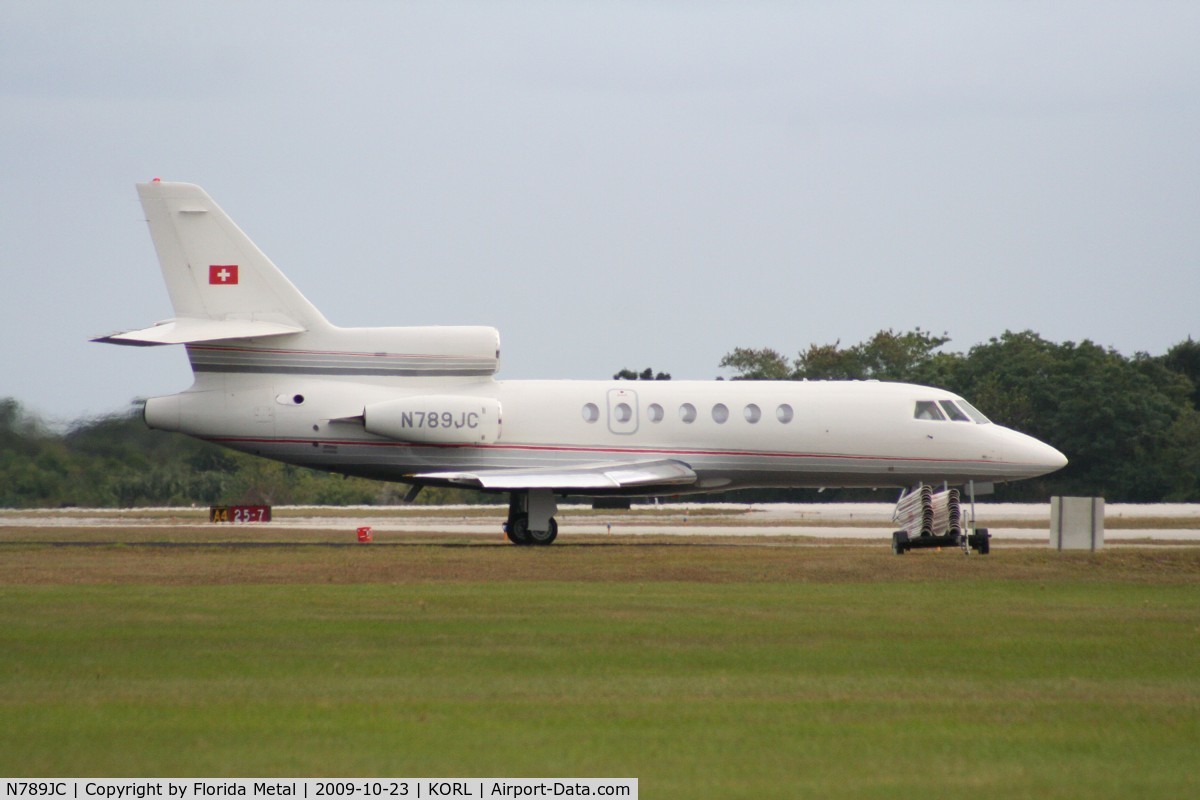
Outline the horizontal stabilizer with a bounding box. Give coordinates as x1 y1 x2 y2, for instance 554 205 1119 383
92 316 305 346
413 458 697 491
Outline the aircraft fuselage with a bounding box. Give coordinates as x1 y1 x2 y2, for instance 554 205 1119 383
145 370 1065 494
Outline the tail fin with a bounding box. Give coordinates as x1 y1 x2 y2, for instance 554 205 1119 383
95 181 330 345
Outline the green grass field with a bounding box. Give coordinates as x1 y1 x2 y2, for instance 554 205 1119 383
1 537 1198 798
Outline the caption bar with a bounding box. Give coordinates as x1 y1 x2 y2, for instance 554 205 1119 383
2 781 636 800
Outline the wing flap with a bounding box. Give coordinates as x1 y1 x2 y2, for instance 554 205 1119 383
414 459 698 491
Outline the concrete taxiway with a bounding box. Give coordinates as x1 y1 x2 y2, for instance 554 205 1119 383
3 502 1199 542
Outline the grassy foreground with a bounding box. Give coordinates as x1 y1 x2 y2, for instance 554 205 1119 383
0 541 1198 798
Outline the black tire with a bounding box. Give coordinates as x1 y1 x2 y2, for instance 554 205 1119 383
892 531 908 555
505 514 532 545
973 528 990 555
529 517 558 546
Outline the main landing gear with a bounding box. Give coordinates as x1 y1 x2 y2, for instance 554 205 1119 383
504 489 558 546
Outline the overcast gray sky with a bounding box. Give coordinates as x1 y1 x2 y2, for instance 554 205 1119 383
3 1 1198 423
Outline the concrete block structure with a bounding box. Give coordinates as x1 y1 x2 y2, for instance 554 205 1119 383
1050 496 1104 551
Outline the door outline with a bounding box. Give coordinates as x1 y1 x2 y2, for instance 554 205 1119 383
607 388 639 435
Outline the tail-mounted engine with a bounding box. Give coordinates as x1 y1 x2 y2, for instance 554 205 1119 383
363 395 501 445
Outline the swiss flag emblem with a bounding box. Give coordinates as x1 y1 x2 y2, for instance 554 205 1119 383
209 264 239 285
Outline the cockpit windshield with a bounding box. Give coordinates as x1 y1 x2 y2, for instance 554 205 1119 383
939 400 970 422
914 398 991 424
955 398 991 424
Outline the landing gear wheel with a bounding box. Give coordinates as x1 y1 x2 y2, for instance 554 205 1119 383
892 531 909 555
505 514 532 545
528 518 558 546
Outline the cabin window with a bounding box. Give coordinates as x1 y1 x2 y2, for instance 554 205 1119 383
744 403 761 423
712 403 729 423
647 403 664 423
776 404 794 423
614 402 633 423
679 403 697 423
939 400 971 422
582 403 600 423
914 401 946 421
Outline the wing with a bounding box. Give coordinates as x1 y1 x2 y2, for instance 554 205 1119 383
412 458 698 491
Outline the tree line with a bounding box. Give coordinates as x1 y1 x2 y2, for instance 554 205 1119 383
2 329 1197 507
0 398 490 508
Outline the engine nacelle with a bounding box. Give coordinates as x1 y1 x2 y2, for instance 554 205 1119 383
363 395 501 444
366 325 501 377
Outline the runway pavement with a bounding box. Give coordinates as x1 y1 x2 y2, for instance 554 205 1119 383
3 502 1199 542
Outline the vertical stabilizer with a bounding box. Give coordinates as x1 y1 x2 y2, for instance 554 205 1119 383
98 181 502 381
136 180 330 332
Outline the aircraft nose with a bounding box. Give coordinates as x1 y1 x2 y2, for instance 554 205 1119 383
1037 441 1069 473
1012 431 1068 477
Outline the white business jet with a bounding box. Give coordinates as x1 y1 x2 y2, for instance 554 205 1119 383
95 181 1067 545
